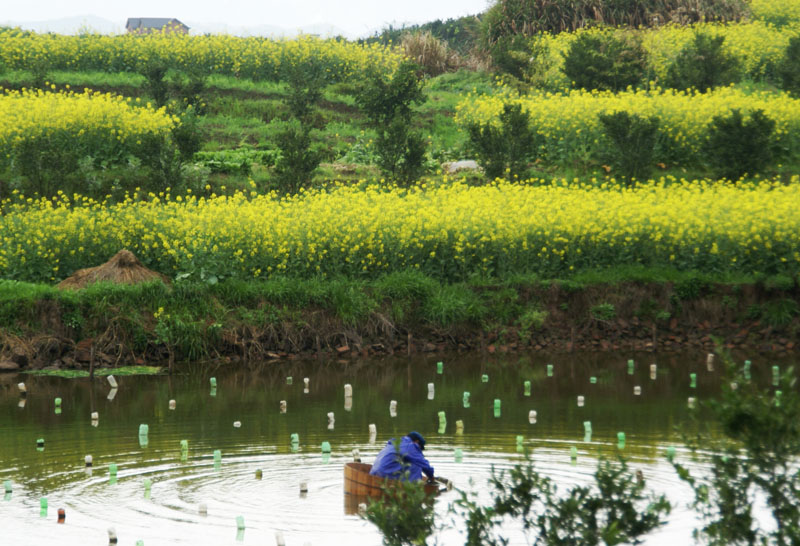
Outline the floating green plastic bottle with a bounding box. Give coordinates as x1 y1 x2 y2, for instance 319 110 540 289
590 376 597 384
462 391 470 408
547 364 553 377
40 497 47 517
628 359 634 375
55 397 62 407
570 446 578 459
583 421 592 433
438 410 446 425
775 390 782 407
744 360 752 380
773 365 780 386
143 478 152 498
139 424 149 436
437 361 443 374
36 438 44 452
3 480 11 493
236 515 245 530
690 373 697 388
454 448 463 462
455 420 464 434
213 449 222 469
290 433 299 444
210 387 217 397
666 446 676 461
209 377 217 388
109 463 118 484
617 432 626 449
255 469 263 479
321 441 331 453
286 376 293 385
493 399 501 418
481 374 489 383
516 435 524 446
523 381 531 396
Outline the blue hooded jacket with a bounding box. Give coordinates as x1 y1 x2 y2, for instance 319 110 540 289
369 436 434 481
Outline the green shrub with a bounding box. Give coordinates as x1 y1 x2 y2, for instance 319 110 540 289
776 36 800 96
271 120 321 194
170 69 207 113
598 111 659 184
672 351 800 545
488 35 533 79
704 109 775 181
467 103 537 179
141 60 170 107
590 302 616 321
284 61 329 124
665 32 740 92
562 31 647 92
457 454 670 546
171 106 203 162
356 61 428 183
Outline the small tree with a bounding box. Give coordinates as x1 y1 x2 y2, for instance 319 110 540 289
672 350 800 545
776 36 800 97
562 31 647 92
704 109 775 181
468 103 537 179
665 32 740 92
598 111 660 184
363 475 436 546
284 61 330 124
456 455 670 545
272 120 321 194
140 60 170 107
356 61 428 183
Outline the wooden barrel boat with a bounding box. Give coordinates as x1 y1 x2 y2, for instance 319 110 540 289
343 462 442 497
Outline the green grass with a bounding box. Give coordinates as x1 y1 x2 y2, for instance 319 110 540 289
25 366 163 377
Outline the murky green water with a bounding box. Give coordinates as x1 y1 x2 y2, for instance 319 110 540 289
0 351 789 545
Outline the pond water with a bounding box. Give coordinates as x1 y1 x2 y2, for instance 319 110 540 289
0 351 788 545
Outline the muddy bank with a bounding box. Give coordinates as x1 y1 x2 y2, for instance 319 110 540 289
1 279 797 372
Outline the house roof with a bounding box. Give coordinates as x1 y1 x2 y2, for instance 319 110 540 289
125 18 188 30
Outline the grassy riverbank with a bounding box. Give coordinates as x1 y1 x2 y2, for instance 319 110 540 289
1 268 797 371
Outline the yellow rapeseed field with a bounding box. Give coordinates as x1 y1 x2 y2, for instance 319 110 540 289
455 86 800 165
1 179 798 283
751 0 800 26
0 29 402 82
0 88 177 167
530 21 800 89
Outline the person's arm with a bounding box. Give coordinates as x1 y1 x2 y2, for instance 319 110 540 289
404 447 434 480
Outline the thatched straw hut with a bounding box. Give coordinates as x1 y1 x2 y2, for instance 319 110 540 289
57 249 170 290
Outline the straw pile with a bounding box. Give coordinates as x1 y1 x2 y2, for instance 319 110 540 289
57 249 169 290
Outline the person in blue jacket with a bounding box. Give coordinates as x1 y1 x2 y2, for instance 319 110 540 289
369 431 434 482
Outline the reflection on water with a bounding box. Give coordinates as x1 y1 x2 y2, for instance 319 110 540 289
0 351 791 544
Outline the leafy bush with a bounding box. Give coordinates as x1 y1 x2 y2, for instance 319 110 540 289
590 303 616 321
363 474 436 546
467 103 537 179
704 109 775 180
672 351 800 545
562 30 647 92
665 31 740 92
271 120 321 194
171 106 203 162
598 111 659 183
356 61 428 183
777 36 800 96
140 60 170 107
457 455 670 546
284 61 330 124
